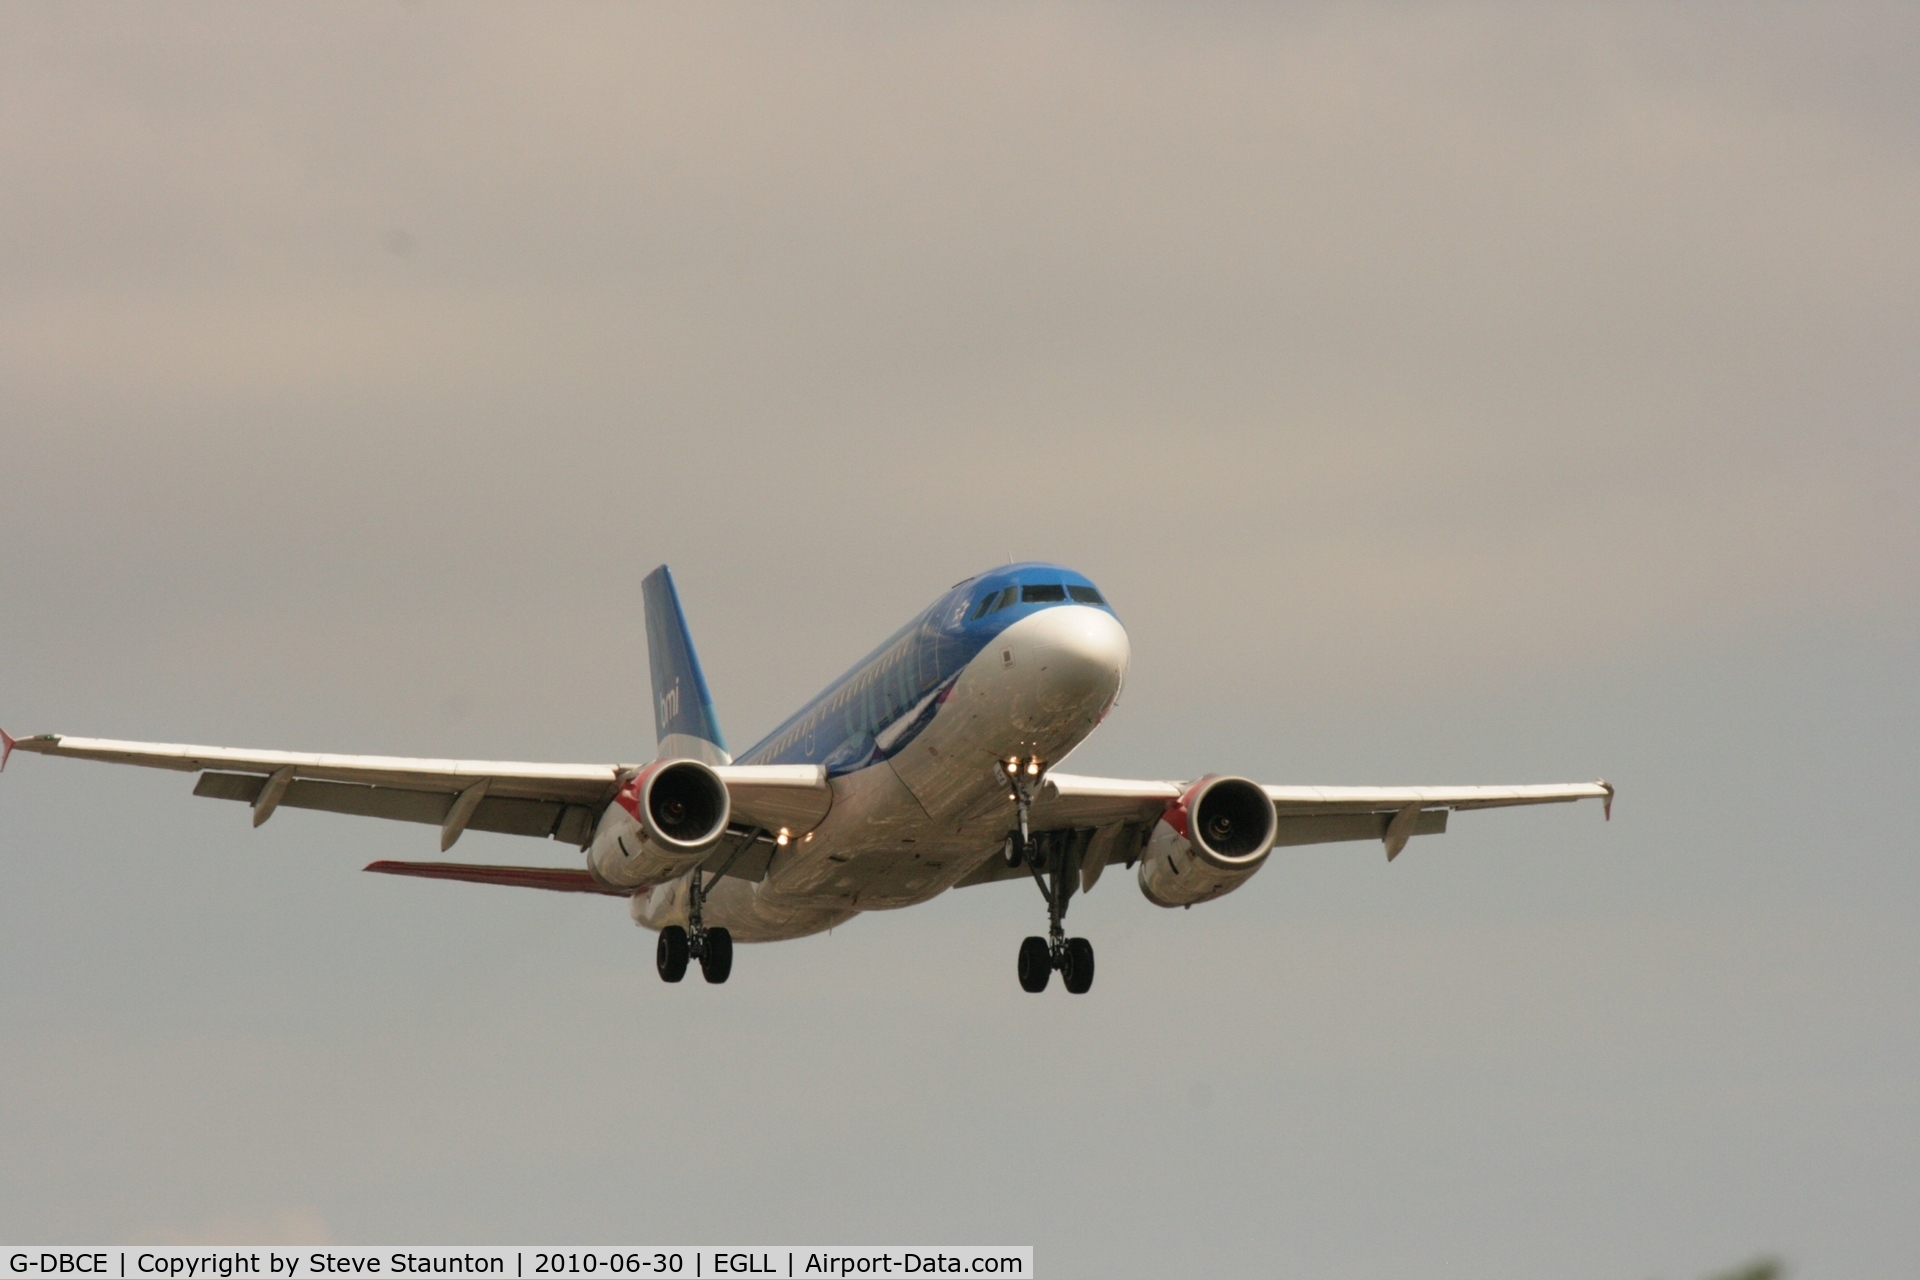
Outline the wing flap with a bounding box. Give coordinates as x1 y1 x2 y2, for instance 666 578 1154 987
1273 808 1448 846
194 771 599 844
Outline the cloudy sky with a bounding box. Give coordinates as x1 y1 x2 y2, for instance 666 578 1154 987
2 3 1916 1275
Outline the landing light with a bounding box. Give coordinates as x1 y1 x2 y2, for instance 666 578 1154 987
776 828 791 846
1026 759 1041 776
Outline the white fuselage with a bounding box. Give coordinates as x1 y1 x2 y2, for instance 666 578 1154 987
631 604 1130 942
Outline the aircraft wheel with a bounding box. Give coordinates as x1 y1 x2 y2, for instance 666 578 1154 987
1062 937 1095 994
700 927 734 984
657 926 689 983
1017 936 1051 993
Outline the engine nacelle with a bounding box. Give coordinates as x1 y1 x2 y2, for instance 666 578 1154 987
587 758 732 889
1138 774 1277 908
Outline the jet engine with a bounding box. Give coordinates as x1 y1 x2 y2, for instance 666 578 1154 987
587 758 732 889
1137 774 1277 907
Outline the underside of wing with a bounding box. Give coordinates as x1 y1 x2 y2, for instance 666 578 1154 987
1030 772 1179 828
1263 782 1614 816
8 733 625 850
363 860 630 895
1261 781 1612 859
965 772 1612 884
6 734 623 799
1035 772 1612 823
4 733 833 857
712 764 834 833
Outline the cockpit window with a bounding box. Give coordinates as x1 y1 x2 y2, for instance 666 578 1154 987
1068 585 1105 604
991 585 1017 612
1020 584 1067 603
972 593 998 619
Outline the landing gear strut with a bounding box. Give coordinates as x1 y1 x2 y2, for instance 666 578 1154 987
1015 836 1095 995
999 759 1095 994
656 868 732 985
999 757 1042 865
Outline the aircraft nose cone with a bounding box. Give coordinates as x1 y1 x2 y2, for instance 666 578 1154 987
1023 604 1130 704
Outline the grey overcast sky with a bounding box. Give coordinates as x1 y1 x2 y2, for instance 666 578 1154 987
1 3 1916 1275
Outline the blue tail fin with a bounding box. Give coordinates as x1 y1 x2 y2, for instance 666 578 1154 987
641 565 730 765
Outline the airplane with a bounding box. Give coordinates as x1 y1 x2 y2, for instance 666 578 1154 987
2 562 1611 993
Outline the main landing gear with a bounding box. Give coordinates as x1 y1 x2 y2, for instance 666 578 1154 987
656 868 732 985
1000 757 1094 995
1018 934 1093 995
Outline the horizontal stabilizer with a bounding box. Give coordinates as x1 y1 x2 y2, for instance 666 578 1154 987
364 860 630 896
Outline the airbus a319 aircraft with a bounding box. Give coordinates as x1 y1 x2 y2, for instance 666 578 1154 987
3 563 1610 992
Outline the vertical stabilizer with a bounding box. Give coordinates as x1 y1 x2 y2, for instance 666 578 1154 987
642 565 731 765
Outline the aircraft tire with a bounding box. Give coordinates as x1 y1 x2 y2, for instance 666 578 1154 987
701 927 734 984
1063 937 1095 994
657 926 690 983
1017 936 1051 993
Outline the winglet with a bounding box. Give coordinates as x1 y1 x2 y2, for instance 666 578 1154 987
1600 780 1615 821
1 727 14 773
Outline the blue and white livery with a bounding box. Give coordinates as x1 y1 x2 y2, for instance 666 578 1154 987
2 563 1610 992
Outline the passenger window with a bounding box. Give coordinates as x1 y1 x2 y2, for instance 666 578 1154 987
1068 585 1104 604
1021 584 1067 603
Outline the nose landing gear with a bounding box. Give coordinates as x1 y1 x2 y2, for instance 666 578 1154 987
998 756 1045 864
655 867 733 985
999 761 1097 994
1016 932 1096 994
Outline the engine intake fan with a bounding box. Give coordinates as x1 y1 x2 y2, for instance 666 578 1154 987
587 758 732 889
1138 774 1277 907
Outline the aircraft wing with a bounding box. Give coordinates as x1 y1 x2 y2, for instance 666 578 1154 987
1 731 830 851
960 771 1612 888
1036 772 1609 833
360 860 629 895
